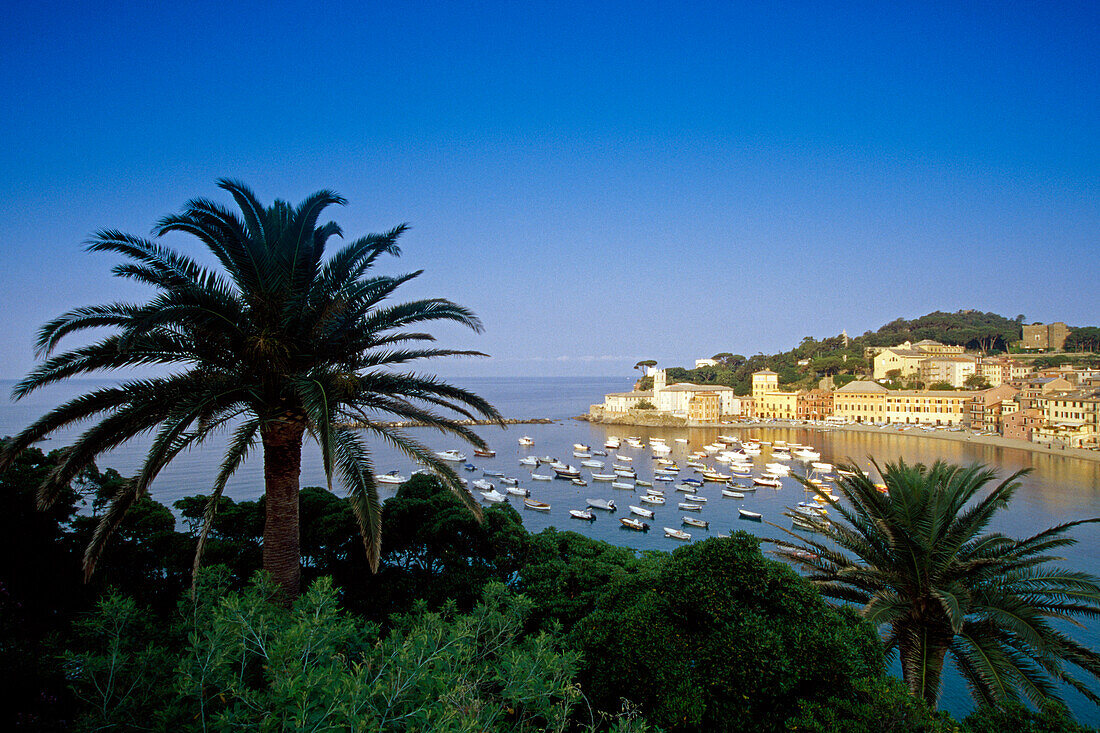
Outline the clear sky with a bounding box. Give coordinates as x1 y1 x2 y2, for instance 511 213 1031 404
2 1 1097 379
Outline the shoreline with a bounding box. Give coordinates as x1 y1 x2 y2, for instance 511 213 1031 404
577 413 1100 464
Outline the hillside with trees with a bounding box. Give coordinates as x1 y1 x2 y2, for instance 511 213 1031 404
659 310 1027 395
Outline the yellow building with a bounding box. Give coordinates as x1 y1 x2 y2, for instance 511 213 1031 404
756 390 799 420
751 370 778 398
873 340 968 380
832 381 888 423
833 381 970 425
688 391 721 422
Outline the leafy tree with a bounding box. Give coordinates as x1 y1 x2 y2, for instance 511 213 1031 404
963 701 1098 733
787 676 957 733
929 381 955 390
634 359 657 375
1 179 501 600
573 534 883 732
772 460 1100 710
635 399 656 410
1065 327 1100 354
965 374 991 389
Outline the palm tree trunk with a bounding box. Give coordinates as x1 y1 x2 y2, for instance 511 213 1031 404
261 419 305 603
900 620 952 707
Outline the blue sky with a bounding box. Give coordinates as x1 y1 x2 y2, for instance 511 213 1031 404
1 1 1097 379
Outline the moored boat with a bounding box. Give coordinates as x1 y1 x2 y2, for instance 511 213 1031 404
721 489 745 498
678 502 703 511
473 448 496 458
506 486 529 497
374 471 407 484
664 527 691 540
523 498 550 511
569 509 595 521
629 505 655 518
739 508 763 521
436 449 467 462
611 481 635 490
480 489 507 503
591 473 616 481
682 516 709 529
639 494 665 505
518 436 534 446
620 517 650 531
472 479 494 491
586 498 617 511
530 473 553 481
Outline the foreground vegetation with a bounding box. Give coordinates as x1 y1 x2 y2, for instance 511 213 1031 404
3 445 1098 731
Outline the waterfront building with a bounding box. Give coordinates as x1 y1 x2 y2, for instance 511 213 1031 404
1037 389 1100 448
652 369 741 418
688 391 721 422
756 389 799 420
1021 322 1071 351
1003 408 1044 441
965 384 1020 432
918 354 977 388
832 381 889 423
751 370 778 398
601 390 654 413
833 381 970 426
1018 376 1073 410
797 388 834 421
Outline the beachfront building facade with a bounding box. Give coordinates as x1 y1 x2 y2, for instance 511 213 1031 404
601 390 654 413
1003 409 1044 442
756 389 799 420
919 354 978 388
832 381 889 423
833 381 970 425
965 384 1020 432
797 389 834 421
1018 376 1073 410
1035 389 1100 448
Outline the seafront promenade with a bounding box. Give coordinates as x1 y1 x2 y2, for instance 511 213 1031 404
580 410 1100 464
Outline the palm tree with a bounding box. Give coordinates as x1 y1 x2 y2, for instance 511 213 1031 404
0 179 502 600
770 459 1100 709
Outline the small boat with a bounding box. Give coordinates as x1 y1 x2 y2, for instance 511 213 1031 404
518 456 539 466
569 509 596 521
678 502 703 511
463 463 478 472
615 454 633 462
701 471 731 482
581 459 604 468
523 498 550 511
654 468 679 476
739 509 763 521
754 476 783 488
635 479 653 487
651 443 671 455
614 469 637 478
530 473 553 481
810 461 834 473
374 471 407 484
539 456 557 464
611 481 635 490
682 516 709 529
684 494 706 503
765 462 792 475
794 448 820 461
573 443 591 452
682 477 703 487
771 451 792 461
586 498 616 511
645 487 665 496
480 489 507 503
686 461 707 470
573 451 591 458
472 479 494 491
553 465 582 479
675 438 688 444
604 437 621 449
591 473 616 482
653 475 675 482
676 483 699 493
629 505 655 518
640 494 665 505
473 448 496 458
571 478 588 486
505 486 529 497
436 450 467 462
483 470 505 478
664 527 691 540
500 476 519 485
721 489 745 498
518 436 534 446
620 517 650 531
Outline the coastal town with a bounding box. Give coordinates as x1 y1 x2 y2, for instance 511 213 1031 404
592 321 1100 451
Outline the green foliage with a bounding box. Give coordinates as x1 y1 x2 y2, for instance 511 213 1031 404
635 399 656 410
964 374 991 389
1064 327 1100 354
786 676 958 732
772 460 1100 710
962 701 1098 733
517 529 655 630
573 534 883 732
929 381 955 390
68 575 586 732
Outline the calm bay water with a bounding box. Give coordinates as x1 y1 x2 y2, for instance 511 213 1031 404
4 376 1099 721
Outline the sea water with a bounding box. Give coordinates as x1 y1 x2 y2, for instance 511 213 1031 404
3 376 1098 722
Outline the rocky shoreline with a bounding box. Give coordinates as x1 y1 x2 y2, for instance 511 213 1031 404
578 410 1100 464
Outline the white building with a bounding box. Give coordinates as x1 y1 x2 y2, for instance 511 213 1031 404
652 370 744 417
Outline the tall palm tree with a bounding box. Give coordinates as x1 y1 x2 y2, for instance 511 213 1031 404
0 179 501 600
770 459 1100 709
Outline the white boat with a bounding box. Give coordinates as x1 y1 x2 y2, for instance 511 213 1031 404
615 454 633 462
701 471 730 482
473 448 496 458
739 508 763 521
505 486 529 497
664 527 691 540
553 465 582 479
435 450 467 462
530 473 553 481
571 478 587 486
654 468 679 476
721 489 745 498
765 463 792 475
682 516 709 529
639 494 665 505
374 471 407 484
518 436 534 446
635 479 653 487
754 476 783 488
794 448 821 461
523 498 550 511
573 443 591 452
620 517 649 531
591 473 616 481
500 476 519 485
586 498 617 511
480 489 507 503
483 470 504 478
645 487 665 496
675 438 688 444
573 451 591 458
676 484 699 493
614 469 637 478
678 502 703 511
653 475 675 482
539 456 557 464
811 462 834 473
472 479 494 491
519 456 539 466
684 494 706 503
651 443 672 455
604 437 621 449
569 509 595 521
581 460 604 468
611 481 635 490
771 450 792 461
742 443 762 454
629 505 655 518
